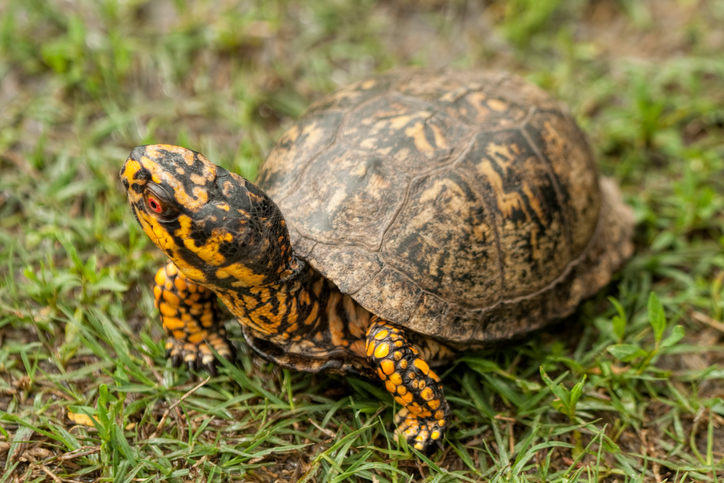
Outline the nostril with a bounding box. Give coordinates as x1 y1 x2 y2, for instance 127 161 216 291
214 166 230 183
214 167 236 196
130 145 147 161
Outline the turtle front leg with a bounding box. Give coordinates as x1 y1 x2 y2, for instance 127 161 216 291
365 317 450 452
153 262 234 374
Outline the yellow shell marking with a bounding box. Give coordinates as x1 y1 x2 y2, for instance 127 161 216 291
429 123 448 150
476 156 526 219
404 121 436 156
487 98 508 111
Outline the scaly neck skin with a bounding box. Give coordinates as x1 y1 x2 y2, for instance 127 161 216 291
213 255 376 364
214 257 332 346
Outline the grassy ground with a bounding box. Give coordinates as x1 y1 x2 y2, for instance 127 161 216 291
0 0 722 480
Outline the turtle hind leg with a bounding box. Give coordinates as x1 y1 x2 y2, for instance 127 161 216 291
153 262 234 374
365 317 450 452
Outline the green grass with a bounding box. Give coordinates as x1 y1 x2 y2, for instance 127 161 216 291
1 0 722 480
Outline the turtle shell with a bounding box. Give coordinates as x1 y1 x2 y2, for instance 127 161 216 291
257 71 633 346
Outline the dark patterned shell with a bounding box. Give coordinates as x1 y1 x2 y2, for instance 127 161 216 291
257 71 633 345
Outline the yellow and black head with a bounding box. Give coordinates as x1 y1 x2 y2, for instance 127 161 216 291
120 144 295 290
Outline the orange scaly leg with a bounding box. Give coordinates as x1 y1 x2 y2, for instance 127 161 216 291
365 317 450 452
153 262 233 374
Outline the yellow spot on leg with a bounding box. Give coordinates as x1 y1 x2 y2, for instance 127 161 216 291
374 329 389 340
366 341 375 357
187 331 207 345
385 380 396 393
162 317 184 330
162 290 180 305
154 270 167 287
159 302 177 317
380 359 395 375
374 342 390 359
413 358 430 375
174 276 187 292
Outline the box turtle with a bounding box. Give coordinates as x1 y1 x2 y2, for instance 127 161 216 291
120 70 634 452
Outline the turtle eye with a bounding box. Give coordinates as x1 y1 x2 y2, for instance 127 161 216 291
143 184 178 219
147 195 163 213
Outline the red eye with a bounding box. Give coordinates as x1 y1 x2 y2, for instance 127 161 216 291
147 195 163 213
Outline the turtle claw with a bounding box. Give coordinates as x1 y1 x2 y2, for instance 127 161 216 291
204 361 218 376
167 344 184 367
164 337 233 375
395 409 445 454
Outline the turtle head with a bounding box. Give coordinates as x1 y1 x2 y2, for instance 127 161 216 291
120 144 297 289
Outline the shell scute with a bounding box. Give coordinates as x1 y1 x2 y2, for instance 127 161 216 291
381 170 501 308
354 266 422 323
307 243 383 296
257 110 344 202
458 128 571 297
341 94 468 174
278 144 406 249
523 110 600 255
404 292 448 337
